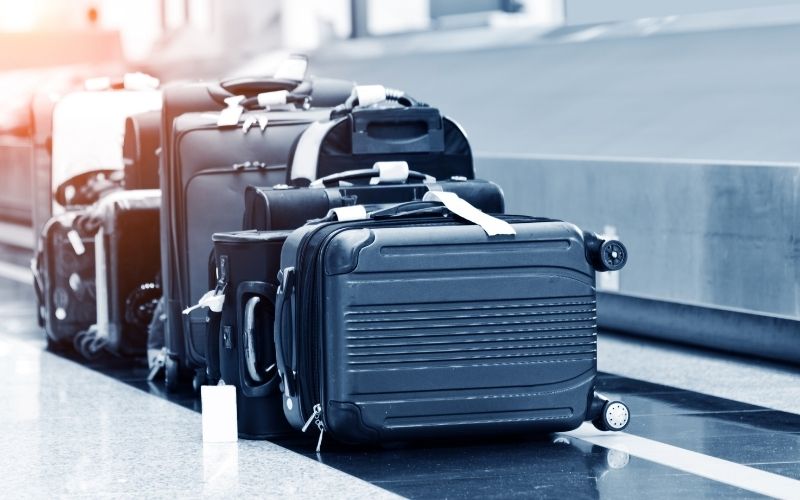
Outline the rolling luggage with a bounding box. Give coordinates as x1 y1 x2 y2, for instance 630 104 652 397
33 212 96 351
86 190 162 358
123 110 161 190
287 85 474 187
208 230 294 438
160 75 354 390
243 165 504 231
274 196 631 449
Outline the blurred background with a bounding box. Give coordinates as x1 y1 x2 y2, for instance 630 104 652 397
1 0 799 360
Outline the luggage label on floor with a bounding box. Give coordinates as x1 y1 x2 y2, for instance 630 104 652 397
201 384 238 443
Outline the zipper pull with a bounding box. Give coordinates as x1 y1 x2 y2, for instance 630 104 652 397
301 403 322 432
315 420 325 453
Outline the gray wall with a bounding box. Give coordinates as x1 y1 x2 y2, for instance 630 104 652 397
566 0 800 24
477 155 800 319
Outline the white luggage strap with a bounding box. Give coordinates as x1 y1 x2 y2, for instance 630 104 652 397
217 95 246 127
422 191 516 236
331 192 515 237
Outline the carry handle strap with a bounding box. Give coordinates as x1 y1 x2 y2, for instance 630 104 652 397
309 162 435 188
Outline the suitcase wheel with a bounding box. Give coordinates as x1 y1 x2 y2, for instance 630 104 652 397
599 240 627 271
165 356 181 392
593 400 630 432
192 368 207 393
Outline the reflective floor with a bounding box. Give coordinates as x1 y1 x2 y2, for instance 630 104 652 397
2 267 800 498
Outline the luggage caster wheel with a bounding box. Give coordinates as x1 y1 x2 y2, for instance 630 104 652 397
192 369 206 393
600 240 627 271
593 401 630 432
165 357 180 392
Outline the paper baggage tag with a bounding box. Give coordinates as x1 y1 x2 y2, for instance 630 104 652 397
66 230 86 255
423 191 516 237
355 85 387 106
183 290 225 315
217 96 245 127
201 384 238 442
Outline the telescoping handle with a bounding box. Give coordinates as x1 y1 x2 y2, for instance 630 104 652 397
309 162 435 188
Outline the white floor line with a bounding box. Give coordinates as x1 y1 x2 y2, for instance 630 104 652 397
0 261 32 284
564 423 800 499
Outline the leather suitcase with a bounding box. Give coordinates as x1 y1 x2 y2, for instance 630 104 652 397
243 167 504 231
274 199 631 449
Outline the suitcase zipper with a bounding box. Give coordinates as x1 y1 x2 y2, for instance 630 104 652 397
301 403 324 452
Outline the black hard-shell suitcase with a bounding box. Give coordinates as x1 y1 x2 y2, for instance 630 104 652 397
208 230 294 439
89 190 161 357
160 78 354 390
33 212 96 351
274 200 631 448
123 111 161 190
287 87 473 186
243 168 504 231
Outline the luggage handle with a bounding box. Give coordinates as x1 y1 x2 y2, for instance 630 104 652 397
330 85 423 118
238 281 280 391
368 200 450 220
309 162 436 188
274 267 297 397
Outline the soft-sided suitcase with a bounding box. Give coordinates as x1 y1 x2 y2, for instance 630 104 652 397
207 230 294 439
274 198 631 449
287 85 473 187
243 166 504 231
33 212 96 351
161 76 354 390
88 190 161 357
123 111 161 190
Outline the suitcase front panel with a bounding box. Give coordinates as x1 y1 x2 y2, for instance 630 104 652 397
323 222 596 442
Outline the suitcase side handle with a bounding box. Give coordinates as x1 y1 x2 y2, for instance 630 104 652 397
238 281 280 391
274 267 297 398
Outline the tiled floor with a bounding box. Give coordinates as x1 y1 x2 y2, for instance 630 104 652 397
2 274 800 498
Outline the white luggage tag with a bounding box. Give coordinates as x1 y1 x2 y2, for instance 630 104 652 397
331 205 368 221
201 383 238 442
422 191 516 237
183 290 226 315
217 96 245 127
355 85 387 106
66 230 86 255
370 161 408 185
257 90 288 108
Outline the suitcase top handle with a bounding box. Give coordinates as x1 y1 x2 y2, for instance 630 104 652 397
308 162 436 188
330 85 425 118
324 193 517 237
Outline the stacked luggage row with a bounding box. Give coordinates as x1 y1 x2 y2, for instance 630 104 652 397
32 55 631 449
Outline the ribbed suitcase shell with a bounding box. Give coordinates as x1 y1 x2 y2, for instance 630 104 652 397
277 217 598 444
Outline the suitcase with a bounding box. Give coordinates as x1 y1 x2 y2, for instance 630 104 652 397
160 77 353 390
243 166 504 231
274 198 631 449
89 190 161 357
287 85 473 187
123 110 161 190
208 230 294 439
33 212 96 351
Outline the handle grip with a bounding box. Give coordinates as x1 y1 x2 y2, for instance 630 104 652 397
368 200 448 220
309 165 434 188
238 282 279 389
205 310 222 384
274 267 296 397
